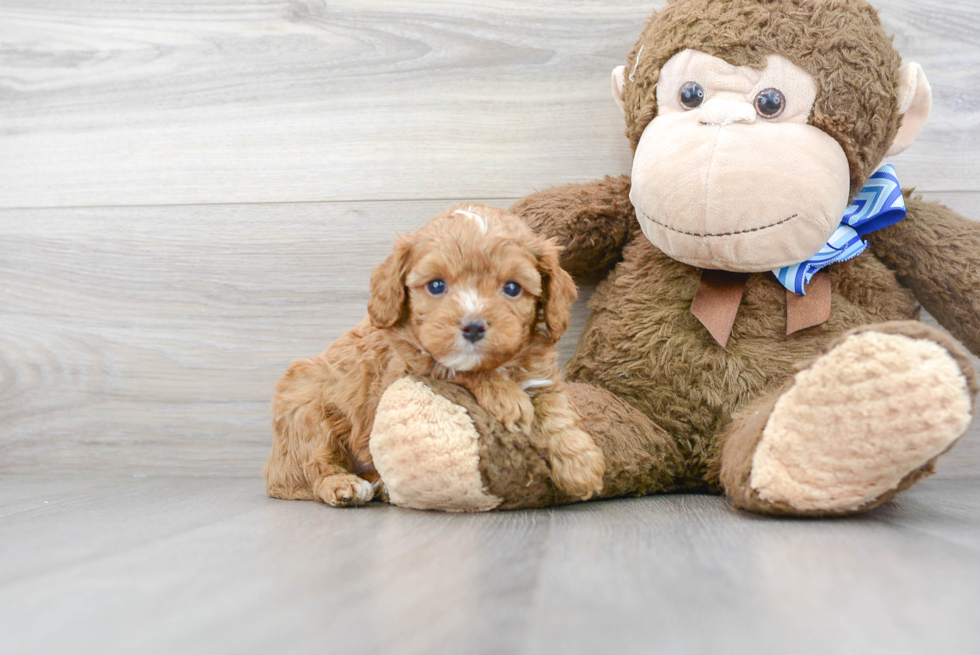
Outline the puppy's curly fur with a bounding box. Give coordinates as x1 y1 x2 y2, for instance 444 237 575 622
265 204 605 507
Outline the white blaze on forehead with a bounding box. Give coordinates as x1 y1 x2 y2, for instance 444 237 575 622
453 207 487 234
457 286 485 316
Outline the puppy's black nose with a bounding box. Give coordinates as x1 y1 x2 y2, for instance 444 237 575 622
461 321 486 343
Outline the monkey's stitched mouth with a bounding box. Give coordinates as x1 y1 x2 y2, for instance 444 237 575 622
638 210 799 237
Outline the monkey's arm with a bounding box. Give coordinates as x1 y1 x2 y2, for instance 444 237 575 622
509 175 640 283
870 194 980 357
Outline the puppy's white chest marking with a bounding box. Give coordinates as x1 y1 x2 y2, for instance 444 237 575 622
439 349 483 373
453 208 488 234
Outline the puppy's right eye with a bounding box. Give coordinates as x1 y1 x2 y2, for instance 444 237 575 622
426 279 447 296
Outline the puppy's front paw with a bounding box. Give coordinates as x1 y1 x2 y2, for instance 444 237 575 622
484 390 534 435
314 474 374 507
549 429 605 501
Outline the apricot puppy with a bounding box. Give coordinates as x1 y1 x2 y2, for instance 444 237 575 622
265 204 605 507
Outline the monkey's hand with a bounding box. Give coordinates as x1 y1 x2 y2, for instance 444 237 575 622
871 195 980 358
510 175 638 283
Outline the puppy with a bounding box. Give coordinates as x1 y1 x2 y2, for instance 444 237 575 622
265 203 605 507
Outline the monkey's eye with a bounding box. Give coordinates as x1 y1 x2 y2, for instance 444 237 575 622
502 281 522 298
426 279 447 296
679 82 705 109
754 88 785 118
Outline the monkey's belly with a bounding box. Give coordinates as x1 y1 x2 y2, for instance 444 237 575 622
564 239 918 472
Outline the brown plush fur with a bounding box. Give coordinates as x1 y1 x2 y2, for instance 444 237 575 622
265 204 604 506
502 0 980 515
513 176 979 511
621 0 902 196
562 210 924 482
406 377 688 509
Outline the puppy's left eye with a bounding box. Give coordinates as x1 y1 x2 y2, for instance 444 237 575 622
426 279 447 296
502 281 522 298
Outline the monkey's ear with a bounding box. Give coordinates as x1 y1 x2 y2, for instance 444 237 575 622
611 65 627 112
886 63 932 157
368 237 413 329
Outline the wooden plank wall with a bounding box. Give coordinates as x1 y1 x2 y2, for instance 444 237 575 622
2 0 979 476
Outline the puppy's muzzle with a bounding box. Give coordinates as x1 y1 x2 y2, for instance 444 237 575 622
461 321 486 343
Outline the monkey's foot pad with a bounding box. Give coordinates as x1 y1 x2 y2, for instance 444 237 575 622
750 331 973 512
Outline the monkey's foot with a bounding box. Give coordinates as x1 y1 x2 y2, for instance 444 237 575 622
722 322 977 515
369 376 565 511
369 377 503 511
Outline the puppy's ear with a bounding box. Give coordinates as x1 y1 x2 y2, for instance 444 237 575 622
536 239 578 343
368 236 413 329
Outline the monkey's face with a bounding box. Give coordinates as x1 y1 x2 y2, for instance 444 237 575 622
626 50 851 272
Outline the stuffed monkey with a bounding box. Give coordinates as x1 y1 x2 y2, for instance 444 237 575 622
369 0 980 515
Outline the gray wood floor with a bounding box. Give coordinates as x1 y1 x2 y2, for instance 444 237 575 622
2 475 980 655
2 1 980 653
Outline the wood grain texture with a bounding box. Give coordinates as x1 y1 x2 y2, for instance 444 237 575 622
1 195 978 476
0 199 502 473
1 0 979 208
1 475 979 655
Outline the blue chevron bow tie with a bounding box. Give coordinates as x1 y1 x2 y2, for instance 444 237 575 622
774 165 907 295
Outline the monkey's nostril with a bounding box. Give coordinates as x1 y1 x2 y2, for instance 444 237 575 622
461 321 486 343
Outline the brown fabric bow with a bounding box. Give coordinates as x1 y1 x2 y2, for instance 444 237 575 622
691 269 831 349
